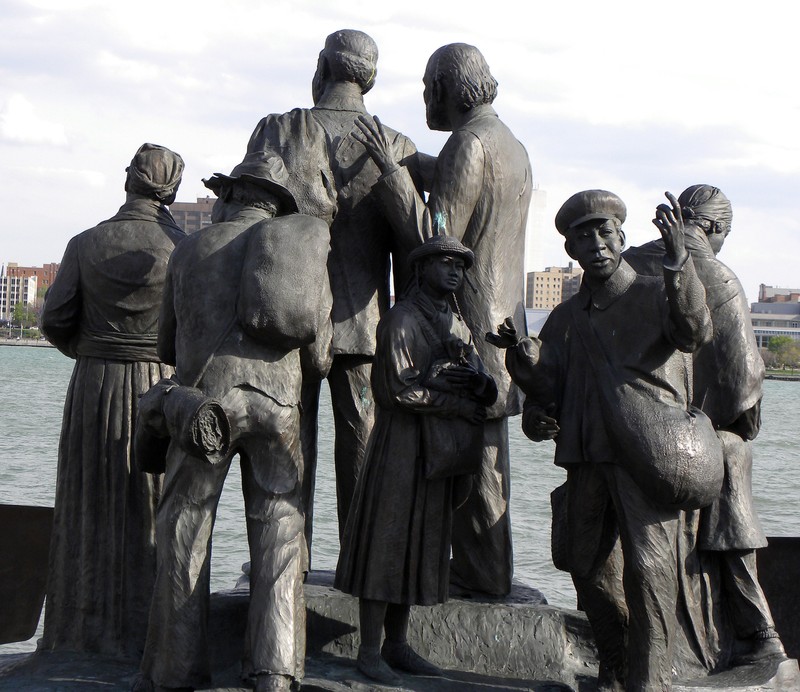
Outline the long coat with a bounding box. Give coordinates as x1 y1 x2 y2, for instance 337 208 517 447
40 197 184 657
334 289 496 605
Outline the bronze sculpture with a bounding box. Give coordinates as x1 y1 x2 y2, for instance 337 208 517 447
335 234 497 685
137 150 331 692
626 186 786 669
354 42 532 597
490 190 715 690
39 143 185 658
247 30 425 557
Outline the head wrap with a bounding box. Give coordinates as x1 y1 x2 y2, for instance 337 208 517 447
126 143 184 201
678 184 732 228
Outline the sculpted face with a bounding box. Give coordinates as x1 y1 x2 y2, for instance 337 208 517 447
421 253 466 296
566 219 625 283
423 64 449 131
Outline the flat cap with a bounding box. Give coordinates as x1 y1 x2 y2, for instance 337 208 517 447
408 234 475 269
555 189 626 235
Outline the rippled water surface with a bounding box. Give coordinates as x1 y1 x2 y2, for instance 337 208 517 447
1 345 798 654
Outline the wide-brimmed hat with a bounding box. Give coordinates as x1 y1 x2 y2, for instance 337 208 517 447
408 234 475 269
203 150 298 213
555 189 626 235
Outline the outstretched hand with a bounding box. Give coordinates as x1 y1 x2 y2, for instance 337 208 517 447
485 316 520 349
652 191 689 267
353 115 399 175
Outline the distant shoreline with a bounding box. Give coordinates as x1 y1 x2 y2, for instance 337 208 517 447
765 373 800 382
0 339 53 348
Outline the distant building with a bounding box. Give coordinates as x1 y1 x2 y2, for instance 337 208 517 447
526 262 583 309
170 196 215 234
751 289 800 347
5 262 60 290
0 264 39 321
758 284 800 303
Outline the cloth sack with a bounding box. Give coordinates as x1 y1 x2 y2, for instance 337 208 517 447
237 215 330 350
421 414 483 480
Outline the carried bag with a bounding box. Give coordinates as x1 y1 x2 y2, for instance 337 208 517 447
420 396 484 480
570 301 723 510
135 377 231 473
237 215 330 350
134 315 237 474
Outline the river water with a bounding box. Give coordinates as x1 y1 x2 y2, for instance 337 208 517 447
1 344 799 655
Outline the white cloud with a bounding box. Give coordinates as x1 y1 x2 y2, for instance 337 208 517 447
96 50 161 83
0 94 68 145
27 166 106 187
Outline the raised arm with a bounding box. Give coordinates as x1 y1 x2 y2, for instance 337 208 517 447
652 191 712 352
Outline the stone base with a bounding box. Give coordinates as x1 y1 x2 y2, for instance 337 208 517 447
1 571 798 691
674 657 800 691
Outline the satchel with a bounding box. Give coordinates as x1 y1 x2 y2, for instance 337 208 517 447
421 413 483 480
237 215 330 350
570 301 723 510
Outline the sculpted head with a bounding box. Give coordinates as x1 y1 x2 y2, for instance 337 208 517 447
125 143 184 205
203 149 298 222
678 184 732 256
423 43 497 131
312 29 378 103
556 190 627 284
409 234 475 297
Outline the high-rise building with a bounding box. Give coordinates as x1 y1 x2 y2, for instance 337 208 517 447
5 262 60 290
525 262 583 309
170 196 215 234
0 265 39 321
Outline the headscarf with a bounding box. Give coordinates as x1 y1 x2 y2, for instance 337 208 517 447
126 143 184 201
678 184 732 227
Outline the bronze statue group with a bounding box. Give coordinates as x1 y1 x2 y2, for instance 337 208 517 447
38 29 785 692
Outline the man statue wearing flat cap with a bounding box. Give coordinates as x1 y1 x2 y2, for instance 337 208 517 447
41 143 185 658
355 42 532 597
137 151 331 692
490 190 715 690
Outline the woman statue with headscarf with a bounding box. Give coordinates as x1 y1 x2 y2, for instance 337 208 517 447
41 143 185 658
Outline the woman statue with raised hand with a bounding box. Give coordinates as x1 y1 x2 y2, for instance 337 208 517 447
334 234 497 685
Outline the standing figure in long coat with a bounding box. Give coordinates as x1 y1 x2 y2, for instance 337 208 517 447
40 143 185 657
492 190 713 691
246 30 425 557
354 42 532 596
335 234 497 685
625 185 786 668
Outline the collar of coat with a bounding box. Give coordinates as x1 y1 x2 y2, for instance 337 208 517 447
577 258 637 311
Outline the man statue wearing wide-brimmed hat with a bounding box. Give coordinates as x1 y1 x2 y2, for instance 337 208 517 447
41 143 185 659
335 233 497 685
489 189 716 690
138 149 331 692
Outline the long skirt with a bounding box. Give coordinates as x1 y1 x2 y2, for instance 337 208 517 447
334 408 454 606
42 356 169 658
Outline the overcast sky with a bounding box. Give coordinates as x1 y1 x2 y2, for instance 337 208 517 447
2 0 798 301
